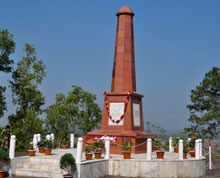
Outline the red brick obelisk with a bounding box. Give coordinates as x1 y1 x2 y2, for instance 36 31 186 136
85 6 155 154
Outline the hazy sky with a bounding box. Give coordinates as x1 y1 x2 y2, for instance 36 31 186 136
1 0 220 133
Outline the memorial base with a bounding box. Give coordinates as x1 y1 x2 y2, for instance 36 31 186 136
84 130 155 154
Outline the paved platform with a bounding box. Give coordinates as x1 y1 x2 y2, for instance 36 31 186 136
10 148 206 178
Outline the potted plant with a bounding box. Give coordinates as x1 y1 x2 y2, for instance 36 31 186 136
61 138 68 149
172 137 181 153
122 141 134 159
183 142 188 159
153 138 161 151
28 142 36 156
44 139 53 155
60 153 76 178
84 144 93 160
92 140 105 159
156 149 165 159
189 135 197 157
0 149 10 178
37 140 45 153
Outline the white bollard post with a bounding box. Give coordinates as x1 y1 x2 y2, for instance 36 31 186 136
104 137 110 159
70 134 74 148
178 139 183 160
76 137 83 163
33 134 38 151
46 134 51 140
169 137 174 152
147 138 152 160
9 135 16 159
199 139 202 157
209 144 212 170
37 134 41 143
195 139 200 159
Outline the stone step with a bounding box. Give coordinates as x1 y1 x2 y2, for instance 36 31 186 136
29 156 60 164
15 168 63 178
23 162 63 172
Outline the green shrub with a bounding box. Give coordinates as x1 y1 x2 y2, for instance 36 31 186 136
60 153 76 174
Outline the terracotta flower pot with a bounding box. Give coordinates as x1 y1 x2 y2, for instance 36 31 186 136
63 174 74 178
156 151 164 159
85 153 93 160
123 152 131 159
0 171 5 178
28 150 36 156
39 147 45 153
154 146 160 151
62 145 68 149
45 149 52 155
94 152 102 159
174 147 179 153
190 151 195 157
183 153 187 159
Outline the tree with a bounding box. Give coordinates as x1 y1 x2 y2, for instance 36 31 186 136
0 29 16 118
185 67 220 139
45 85 102 139
145 121 167 139
8 43 46 150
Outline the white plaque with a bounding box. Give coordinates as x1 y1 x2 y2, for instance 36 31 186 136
108 103 124 125
133 103 140 126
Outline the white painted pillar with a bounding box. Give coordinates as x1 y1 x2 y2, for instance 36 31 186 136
46 134 51 140
9 135 16 159
104 137 110 159
169 137 173 152
178 139 183 160
76 137 83 163
147 138 152 160
33 134 38 151
209 144 212 170
37 134 41 143
70 134 74 148
195 139 200 159
199 139 202 157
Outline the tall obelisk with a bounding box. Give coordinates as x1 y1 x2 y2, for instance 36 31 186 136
86 6 155 154
111 6 136 93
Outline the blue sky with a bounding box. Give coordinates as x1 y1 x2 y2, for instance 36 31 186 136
1 0 220 133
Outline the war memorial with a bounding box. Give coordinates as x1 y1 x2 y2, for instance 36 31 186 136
9 6 206 178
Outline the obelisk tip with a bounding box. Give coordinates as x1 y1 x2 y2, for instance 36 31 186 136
117 6 134 16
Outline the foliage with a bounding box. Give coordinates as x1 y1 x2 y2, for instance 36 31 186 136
153 138 161 147
0 29 15 119
0 148 10 170
188 135 197 150
61 138 69 146
44 139 53 149
171 136 182 147
123 141 134 152
183 141 189 153
185 67 220 139
29 142 34 150
8 43 46 151
84 144 92 153
0 29 15 73
60 153 76 174
145 121 167 139
92 140 105 153
45 85 102 138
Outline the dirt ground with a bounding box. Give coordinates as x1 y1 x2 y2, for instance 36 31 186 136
9 154 220 178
